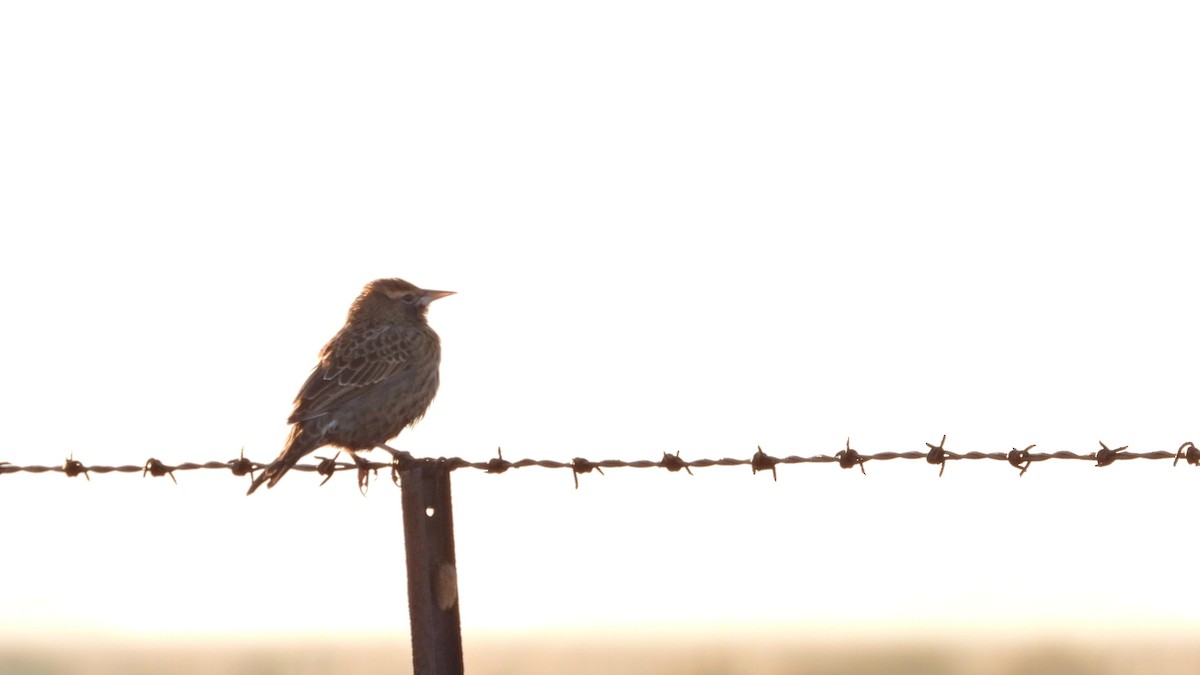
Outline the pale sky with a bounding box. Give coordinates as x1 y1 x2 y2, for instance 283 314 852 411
1 0 1198 648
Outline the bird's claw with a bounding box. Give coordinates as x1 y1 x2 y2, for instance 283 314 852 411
352 453 374 495
379 444 414 485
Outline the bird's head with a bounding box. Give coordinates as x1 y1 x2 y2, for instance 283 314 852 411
349 278 455 322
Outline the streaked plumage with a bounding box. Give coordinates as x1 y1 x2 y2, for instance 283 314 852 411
247 278 453 494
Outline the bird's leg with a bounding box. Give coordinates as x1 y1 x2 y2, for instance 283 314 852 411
378 444 413 486
378 443 413 462
349 452 373 495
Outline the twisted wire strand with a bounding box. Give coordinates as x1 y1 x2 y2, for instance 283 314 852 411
1 439 1196 489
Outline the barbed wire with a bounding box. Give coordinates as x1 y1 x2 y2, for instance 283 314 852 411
1 438 1197 490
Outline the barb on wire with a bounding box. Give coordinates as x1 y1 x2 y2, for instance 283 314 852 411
0 436 1194 491
143 458 177 484
1176 442 1200 467
660 451 693 476
751 445 778 481
229 448 254 477
836 438 866 475
486 447 511 474
1008 445 1036 476
1095 440 1129 467
926 434 949 477
571 458 603 489
64 454 89 481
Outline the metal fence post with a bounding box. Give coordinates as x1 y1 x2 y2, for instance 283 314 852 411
400 458 464 675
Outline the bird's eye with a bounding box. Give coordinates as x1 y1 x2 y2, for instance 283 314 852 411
401 293 416 303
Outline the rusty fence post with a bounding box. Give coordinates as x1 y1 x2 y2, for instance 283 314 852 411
400 458 464 675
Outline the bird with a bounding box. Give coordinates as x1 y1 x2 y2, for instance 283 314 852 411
247 278 454 494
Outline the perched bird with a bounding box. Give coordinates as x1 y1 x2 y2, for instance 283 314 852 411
247 278 453 494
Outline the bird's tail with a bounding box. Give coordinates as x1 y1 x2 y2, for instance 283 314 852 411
246 426 323 495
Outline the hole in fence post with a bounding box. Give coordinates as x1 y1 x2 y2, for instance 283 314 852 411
400 459 463 675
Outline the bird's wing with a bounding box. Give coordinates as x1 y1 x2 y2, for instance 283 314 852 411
288 323 425 424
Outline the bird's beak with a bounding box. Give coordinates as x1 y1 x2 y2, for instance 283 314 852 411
422 290 456 303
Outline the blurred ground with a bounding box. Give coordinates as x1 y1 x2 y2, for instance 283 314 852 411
3 635 1198 675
